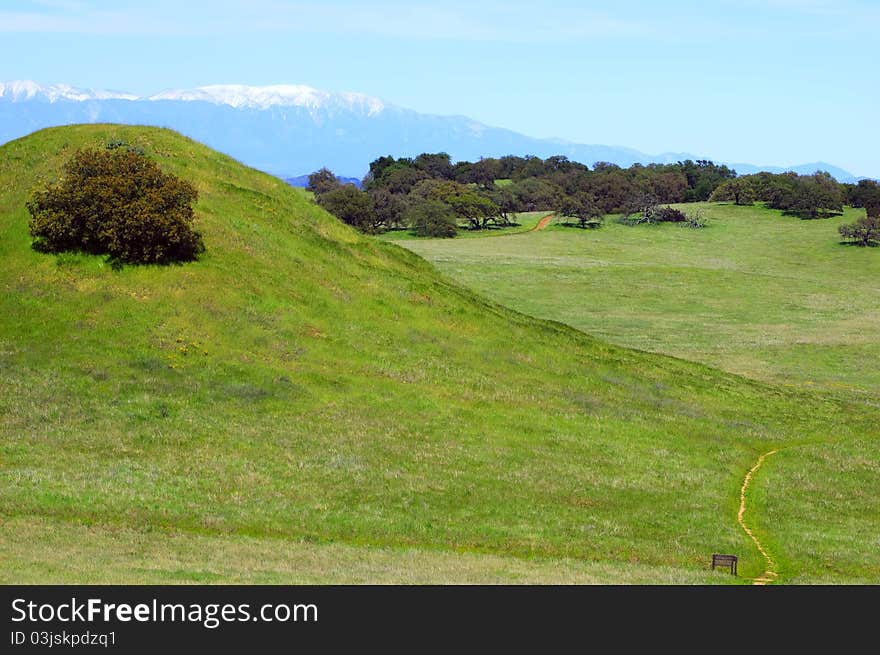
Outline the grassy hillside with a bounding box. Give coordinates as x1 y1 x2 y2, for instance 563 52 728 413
395 204 880 402
1 126 877 583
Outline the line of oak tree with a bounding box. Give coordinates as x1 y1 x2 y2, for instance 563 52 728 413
309 152 879 245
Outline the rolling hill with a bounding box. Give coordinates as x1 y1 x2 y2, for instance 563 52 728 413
1 125 876 583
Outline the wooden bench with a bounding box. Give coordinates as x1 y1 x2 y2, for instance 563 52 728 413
711 554 738 575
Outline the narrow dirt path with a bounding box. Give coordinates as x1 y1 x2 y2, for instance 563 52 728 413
738 449 779 585
529 213 555 232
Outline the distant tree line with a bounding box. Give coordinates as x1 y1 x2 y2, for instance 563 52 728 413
307 154 734 237
709 174 879 245
307 152 880 245
710 171 846 218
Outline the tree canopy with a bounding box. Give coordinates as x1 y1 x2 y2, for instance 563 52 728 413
839 215 880 246
316 185 379 233
306 150 863 249
556 192 603 228
27 145 203 265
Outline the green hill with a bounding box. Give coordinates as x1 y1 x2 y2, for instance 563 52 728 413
1 125 877 583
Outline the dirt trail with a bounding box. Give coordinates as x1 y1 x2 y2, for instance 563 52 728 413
529 213 555 232
738 449 779 585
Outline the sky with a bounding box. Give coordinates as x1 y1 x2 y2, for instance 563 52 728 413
1 0 878 177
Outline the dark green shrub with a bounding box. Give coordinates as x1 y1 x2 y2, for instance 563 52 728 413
316 185 378 232
655 206 687 222
407 200 458 237
27 147 203 264
620 198 690 226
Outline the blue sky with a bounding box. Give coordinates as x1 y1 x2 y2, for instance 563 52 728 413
1 0 878 176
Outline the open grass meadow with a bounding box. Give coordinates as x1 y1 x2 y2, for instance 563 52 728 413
394 203 880 403
380 210 552 241
391 202 880 584
1 125 878 584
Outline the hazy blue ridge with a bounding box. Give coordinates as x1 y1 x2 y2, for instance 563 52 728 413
285 174 362 188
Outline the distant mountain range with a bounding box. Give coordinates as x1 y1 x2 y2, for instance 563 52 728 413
0 80 864 182
724 161 858 181
284 174 362 189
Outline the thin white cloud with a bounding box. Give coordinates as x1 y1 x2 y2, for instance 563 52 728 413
0 1 653 42
0 11 192 35
267 2 653 41
736 0 880 20
28 0 90 10
762 0 835 10
5 0 875 40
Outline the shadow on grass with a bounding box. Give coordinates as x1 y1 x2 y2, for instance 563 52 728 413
783 210 844 220
556 220 602 229
462 222 522 232
838 240 879 247
32 241 199 270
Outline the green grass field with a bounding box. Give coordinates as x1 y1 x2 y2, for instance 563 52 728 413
394 204 880 402
1 126 878 584
390 203 880 583
380 210 551 241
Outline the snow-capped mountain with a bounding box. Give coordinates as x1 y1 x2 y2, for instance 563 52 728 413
0 80 139 103
0 80 859 180
0 81 385 114
148 84 385 114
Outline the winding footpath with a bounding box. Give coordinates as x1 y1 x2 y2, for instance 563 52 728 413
738 449 779 585
503 217 785 584
529 213 555 232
